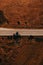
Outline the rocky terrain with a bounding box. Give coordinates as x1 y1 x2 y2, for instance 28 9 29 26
0 0 43 28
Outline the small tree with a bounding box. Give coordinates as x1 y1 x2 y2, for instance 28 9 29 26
0 10 9 25
28 35 34 40
13 32 21 44
25 22 27 28
17 21 20 25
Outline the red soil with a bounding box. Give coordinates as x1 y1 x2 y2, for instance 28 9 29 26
0 0 43 28
0 36 43 65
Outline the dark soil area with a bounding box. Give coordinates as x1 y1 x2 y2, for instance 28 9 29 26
0 36 43 65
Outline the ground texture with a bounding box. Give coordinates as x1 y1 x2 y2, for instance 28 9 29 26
0 0 43 28
0 36 43 65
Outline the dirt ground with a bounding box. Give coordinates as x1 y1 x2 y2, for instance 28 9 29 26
0 0 43 65
0 0 43 28
0 36 43 65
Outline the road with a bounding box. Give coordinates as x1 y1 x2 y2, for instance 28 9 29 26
0 28 43 36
